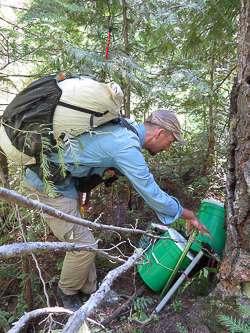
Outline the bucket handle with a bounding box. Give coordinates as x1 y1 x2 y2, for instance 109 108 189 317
151 251 182 273
201 206 225 219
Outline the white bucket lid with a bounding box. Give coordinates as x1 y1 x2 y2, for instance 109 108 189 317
202 199 224 208
168 228 194 260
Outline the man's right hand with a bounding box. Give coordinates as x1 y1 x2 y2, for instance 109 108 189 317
78 190 83 206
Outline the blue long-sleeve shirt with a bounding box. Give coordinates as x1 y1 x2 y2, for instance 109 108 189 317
24 120 183 224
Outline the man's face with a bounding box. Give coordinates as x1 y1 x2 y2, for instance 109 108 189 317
147 132 176 156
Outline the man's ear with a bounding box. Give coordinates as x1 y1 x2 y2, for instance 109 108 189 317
155 128 165 138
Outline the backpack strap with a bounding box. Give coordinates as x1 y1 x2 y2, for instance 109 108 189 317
76 167 124 205
46 98 109 128
47 97 139 136
118 113 139 137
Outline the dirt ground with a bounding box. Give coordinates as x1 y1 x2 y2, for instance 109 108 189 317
6 240 214 333
0 181 221 332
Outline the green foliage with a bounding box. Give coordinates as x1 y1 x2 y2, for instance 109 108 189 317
172 299 183 313
40 155 58 198
131 296 154 322
0 1 243 329
16 290 28 318
0 310 10 325
191 267 217 297
133 296 154 311
0 309 17 329
175 266 218 299
37 130 84 197
56 260 64 271
171 218 187 236
126 207 140 221
1 0 240 197
176 322 187 333
60 132 84 166
218 304 250 333
0 260 21 283
11 124 86 198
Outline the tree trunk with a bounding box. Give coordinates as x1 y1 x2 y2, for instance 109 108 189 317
203 43 216 176
122 0 132 208
122 0 131 118
0 148 9 189
20 221 34 314
196 2 250 331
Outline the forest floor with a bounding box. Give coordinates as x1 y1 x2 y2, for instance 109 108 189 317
0 179 223 333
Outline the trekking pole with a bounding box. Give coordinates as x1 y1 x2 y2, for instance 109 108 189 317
103 16 117 79
159 229 199 300
155 250 204 313
105 16 113 60
156 240 217 313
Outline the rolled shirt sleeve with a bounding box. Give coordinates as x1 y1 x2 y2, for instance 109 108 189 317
114 146 183 225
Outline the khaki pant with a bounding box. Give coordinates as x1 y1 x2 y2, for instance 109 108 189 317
23 182 97 295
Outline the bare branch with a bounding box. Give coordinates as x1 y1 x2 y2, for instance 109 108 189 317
86 318 110 332
61 251 144 332
0 241 127 264
0 186 172 241
15 205 34 311
0 168 9 189
8 307 73 333
101 284 146 326
0 45 48 71
9 251 143 333
0 148 9 189
214 65 237 92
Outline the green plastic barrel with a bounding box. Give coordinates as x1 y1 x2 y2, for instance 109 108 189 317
137 228 194 292
191 200 226 257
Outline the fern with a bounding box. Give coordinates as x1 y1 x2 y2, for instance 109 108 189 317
39 153 57 198
218 304 250 333
43 179 57 198
218 315 250 333
62 132 84 167
39 136 57 197
133 296 154 311
237 303 250 317
55 138 69 180
36 127 85 197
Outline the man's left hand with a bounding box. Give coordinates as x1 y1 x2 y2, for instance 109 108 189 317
181 208 210 237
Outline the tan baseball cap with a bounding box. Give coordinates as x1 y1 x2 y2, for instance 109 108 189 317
145 109 187 146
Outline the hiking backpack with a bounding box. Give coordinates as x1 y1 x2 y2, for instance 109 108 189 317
0 75 136 187
0 75 124 163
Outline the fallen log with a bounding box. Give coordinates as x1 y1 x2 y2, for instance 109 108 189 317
101 284 146 326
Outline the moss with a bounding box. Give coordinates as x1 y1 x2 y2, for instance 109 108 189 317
242 282 250 297
196 294 248 333
229 117 237 133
